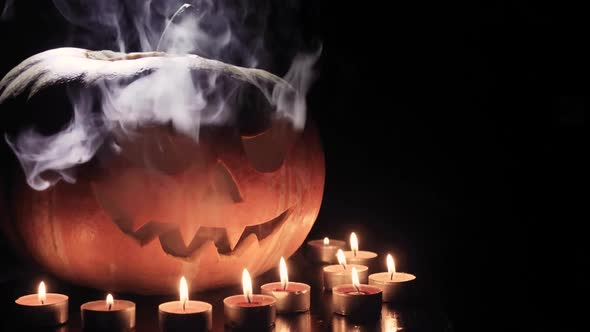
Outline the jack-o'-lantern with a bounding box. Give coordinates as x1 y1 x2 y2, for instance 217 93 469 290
0 48 324 294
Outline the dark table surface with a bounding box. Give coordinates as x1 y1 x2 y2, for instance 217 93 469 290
0 246 452 332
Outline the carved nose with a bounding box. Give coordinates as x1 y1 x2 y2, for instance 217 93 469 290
203 160 243 204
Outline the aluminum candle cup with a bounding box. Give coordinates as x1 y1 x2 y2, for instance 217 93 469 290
368 254 416 302
81 295 135 332
224 269 276 329
223 294 276 329
260 282 310 313
158 276 212 332
14 282 68 327
343 250 378 268
322 264 368 290
332 284 382 321
15 294 68 327
306 238 347 264
369 272 416 302
344 232 378 269
260 257 311 313
158 301 212 332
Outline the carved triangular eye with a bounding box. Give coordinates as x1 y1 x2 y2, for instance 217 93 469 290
241 118 297 172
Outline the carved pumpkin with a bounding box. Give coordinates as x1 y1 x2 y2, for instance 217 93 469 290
0 48 324 294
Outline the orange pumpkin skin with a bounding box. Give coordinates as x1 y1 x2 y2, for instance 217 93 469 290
7 123 324 294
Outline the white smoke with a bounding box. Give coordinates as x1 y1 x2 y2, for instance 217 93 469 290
3 0 320 191
100 58 229 141
5 91 105 190
1 0 15 20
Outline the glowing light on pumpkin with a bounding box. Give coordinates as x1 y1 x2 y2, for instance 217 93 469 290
323 237 329 245
387 254 396 280
38 281 46 304
336 249 347 269
279 257 289 291
179 276 189 311
352 267 361 293
106 294 114 310
350 232 358 256
242 269 253 304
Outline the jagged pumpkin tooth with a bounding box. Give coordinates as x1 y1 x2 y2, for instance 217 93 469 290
228 233 260 258
224 226 246 251
178 223 201 248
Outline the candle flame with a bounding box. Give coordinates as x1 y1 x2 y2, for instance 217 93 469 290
279 257 289 291
350 232 358 256
38 281 46 304
106 294 114 310
242 269 253 303
336 249 347 269
179 276 189 311
352 266 360 292
323 237 330 245
387 254 396 279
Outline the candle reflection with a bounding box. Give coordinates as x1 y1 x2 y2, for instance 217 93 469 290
332 314 379 332
381 305 404 332
275 312 312 332
331 302 406 332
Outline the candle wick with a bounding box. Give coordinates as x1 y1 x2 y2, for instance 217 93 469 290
41 300 44 305
247 296 252 304
183 301 186 311
354 250 357 257
108 303 112 311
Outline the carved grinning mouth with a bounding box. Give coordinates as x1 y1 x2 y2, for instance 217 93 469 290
116 208 293 258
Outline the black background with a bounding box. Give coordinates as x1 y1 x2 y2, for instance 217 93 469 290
0 1 585 331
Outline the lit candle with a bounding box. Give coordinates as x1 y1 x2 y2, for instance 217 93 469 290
332 267 382 321
369 253 416 302
81 293 136 332
343 232 378 268
14 281 68 327
158 276 213 332
306 236 347 264
224 269 276 329
260 257 311 313
322 249 368 291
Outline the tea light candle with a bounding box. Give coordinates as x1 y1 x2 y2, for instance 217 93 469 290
332 267 382 321
306 237 347 264
159 276 213 332
14 281 68 327
343 232 378 268
369 254 416 302
323 249 368 290
260 257 311 313
81 293 136 332
224 269 276 329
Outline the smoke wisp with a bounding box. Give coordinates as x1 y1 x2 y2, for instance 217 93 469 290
1 0 320 190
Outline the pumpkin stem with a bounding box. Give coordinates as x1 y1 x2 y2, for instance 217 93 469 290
156 3 194 52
